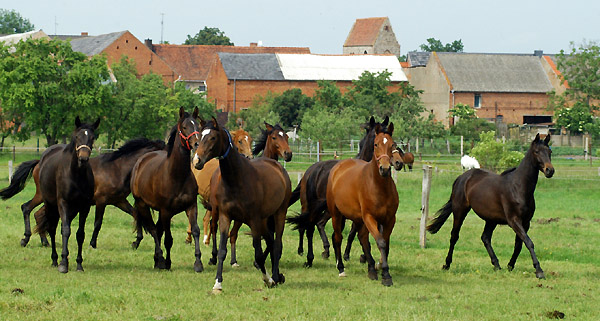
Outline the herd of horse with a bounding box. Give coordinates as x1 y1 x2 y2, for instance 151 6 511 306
0 107 555 291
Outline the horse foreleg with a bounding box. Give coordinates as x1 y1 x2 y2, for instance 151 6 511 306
47 209 59 267
185 204 203 272
268 211 286 286
89 204 106 249
507 218 544 278
329 206 345 277
202 209 211 245
317 216 330 259
229 220 242 267
380 218 395 286
297 228 305 256
507 233 524 271
356 224 377 280
213 215 231 293
444 207 468 270
481 222 501 270
75 206 90 271
209 209 219 265
57 201 72 273
160 214 173 270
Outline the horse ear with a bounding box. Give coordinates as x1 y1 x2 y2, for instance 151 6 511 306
211 117 219 129
75 116 82 128
264 122 273 131
382 116 389 127
388 122 394 136
369 116 376 128
543 134 551 145
533 133 540 144
93 117 101 131
179 107 185 119
192 107 199 119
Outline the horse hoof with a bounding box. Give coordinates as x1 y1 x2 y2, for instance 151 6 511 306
194 261 204 273
507 264 515 271
279 273 285 284
89 240 97 249
20 239 28 247
536 271 546 279
359 255 366 264
185 238 192 244
51 261 58 267
231 263 240 268
321 251 330 259
442 265 450 270
338 271 347 278
264 277 276 288
368 270 378 280
41 240 49 247
303 262 312 268
58 264 68 274
343 254 350 262
77 265 84 272
382 277 393 287
493 265 502 271
297 249 304 256
211 288 223 295
131 242 139 250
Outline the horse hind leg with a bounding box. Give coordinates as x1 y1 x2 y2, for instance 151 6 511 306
343 222 358 262
229 220 242 267
297 228 305 256
20 194 43 247
317 216 330 259
481 222 501 270
507 218 544 279
304 225 315 267
443 206 469 270
89 204 106 249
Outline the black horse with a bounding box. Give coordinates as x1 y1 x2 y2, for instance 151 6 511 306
427 134 554 279
35 117 100 273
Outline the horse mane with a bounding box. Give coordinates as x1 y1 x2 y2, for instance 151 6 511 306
500 167 517 175
355 121 392 161
104 138 166 161
252 123 285 156
166 112 191 157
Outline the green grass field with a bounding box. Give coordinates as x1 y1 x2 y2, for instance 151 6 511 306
0 155 598 320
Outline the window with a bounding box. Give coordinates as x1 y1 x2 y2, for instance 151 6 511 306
474 94 481 108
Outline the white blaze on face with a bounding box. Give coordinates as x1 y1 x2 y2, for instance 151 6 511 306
383 137 388 145
245 136 248 142
193 153 199 163
278 131 284 137
201 129 211 141
84 130 88 136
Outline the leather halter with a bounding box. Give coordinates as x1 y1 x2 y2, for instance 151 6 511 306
375 153 390 161
76 144 92 152
217 129 233 160
178 123 199 151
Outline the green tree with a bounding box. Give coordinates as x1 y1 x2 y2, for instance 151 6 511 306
420 38 464 52
271 88 313 128
0 37 109 146
344 70 401 118
313 80 345 110
0 9 34 34
470 131 523 171
449 103 495 143
300 105 364 148
184 27 234 45
226 92 280 138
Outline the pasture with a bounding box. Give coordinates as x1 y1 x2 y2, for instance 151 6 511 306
0 155 598 320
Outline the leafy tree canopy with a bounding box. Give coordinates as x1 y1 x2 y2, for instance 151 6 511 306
470 131 523 171
420 37 464 52
0 9 34 34
184 27 234 45
271 88 313 128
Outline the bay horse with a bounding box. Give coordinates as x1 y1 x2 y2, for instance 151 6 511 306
130 107 203 272
288 116 399 268
427 134 554 279
1 138 165 248
188 127 254 245
35 117 100 273
401 150 414 171
194 118 291 292
326 122 398 286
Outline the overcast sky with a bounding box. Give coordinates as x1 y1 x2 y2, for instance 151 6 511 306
4 0 600 55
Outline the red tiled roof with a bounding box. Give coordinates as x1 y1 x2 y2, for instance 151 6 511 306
344 17 388 47
152 45 311 81
544 55 569 89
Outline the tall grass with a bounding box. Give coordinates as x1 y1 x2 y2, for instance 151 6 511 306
0 158 598 320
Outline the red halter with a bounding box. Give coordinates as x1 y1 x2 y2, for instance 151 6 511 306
178 123 199 151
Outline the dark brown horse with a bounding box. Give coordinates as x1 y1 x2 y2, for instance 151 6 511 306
400 150 414 171
288 116 398 267
130 107 203 272
427 134 554 279
327 123 398 286
194 118 291 292
1 138 165 248
35 117 100 273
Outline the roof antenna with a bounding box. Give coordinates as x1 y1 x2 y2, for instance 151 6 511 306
160 13 164 44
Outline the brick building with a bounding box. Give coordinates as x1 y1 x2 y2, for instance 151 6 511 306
405 51 564 126
69 31 176 84
148 42 310 93
207 53 407 113
343 17 401 57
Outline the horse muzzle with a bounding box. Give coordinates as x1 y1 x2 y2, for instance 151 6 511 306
283 151 293 162
379 166 391 177
76 145 92 163
543 165 555 178
392 160 403 171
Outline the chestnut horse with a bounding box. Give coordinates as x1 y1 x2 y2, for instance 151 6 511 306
188 127 253 245
130 107 203 272
327 122 398 286
400 150 414 171
194 118 291 292
427 134 554 279
34 117 100 273
288 116 400 268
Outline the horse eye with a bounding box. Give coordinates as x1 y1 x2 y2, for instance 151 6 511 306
272 137 276 140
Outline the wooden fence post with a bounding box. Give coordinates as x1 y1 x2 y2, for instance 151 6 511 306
420 165 433 249
460 136 464 156
8 160 13 184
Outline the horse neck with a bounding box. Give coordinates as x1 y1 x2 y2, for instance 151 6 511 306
512 149 539 195
217 134 247 186
167 135 192 177
263 143 279 161
365 156 392 187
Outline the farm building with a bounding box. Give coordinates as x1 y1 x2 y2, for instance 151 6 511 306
405 51 565 126
148 42 311 93
343 17 401 57
206 53 408 113
68 31 177 84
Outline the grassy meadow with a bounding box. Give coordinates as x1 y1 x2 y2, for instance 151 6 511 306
0 153 599 320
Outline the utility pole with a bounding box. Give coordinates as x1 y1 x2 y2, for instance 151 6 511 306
160 13 165 44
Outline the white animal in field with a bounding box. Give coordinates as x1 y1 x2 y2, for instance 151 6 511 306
286 131 299 142
461 155 480 170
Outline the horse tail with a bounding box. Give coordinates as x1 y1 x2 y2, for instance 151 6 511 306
0 159 39 200
287 211 309 231
33 206 48 235
427 199 452 234
288 182 301 207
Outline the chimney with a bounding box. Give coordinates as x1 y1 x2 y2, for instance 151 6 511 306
250 42 258 47
534 50 543 57
145 39 153 51
81 32 88 36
